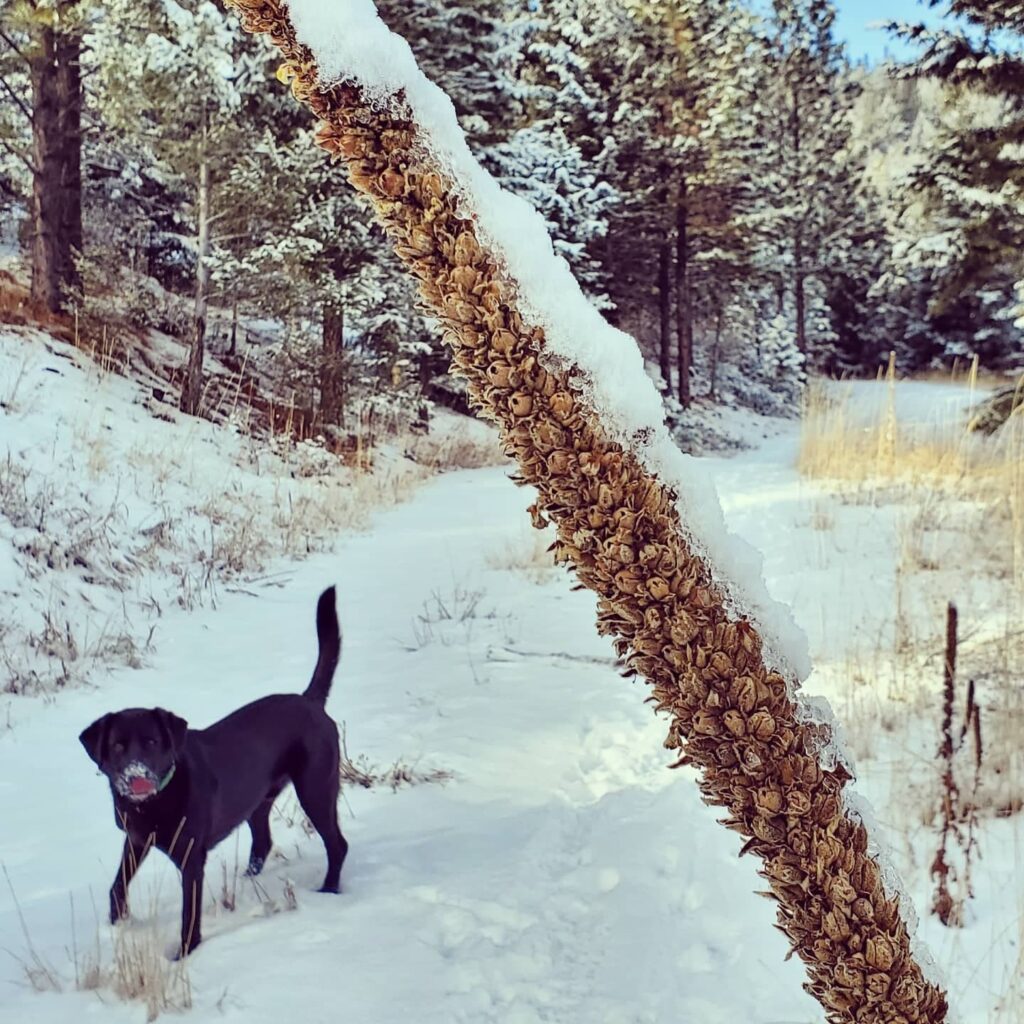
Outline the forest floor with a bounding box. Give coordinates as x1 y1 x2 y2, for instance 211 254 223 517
0 333 1020 1023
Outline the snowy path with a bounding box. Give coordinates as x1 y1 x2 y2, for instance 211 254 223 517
1 466 822 1024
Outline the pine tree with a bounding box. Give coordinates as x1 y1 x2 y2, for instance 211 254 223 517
93 0 247 414
613 0 763 406
213 126 419 425
887 1 1024 367
376 0 616 306
0 0 85 313
757 0 862 367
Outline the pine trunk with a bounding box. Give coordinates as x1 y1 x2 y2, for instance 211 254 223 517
181 111 210 416
657 236 672 393
28 10 83 314
795 237 807 355
708 304 723 399
321 302 345 426
675 178 692 409
229 293 239 358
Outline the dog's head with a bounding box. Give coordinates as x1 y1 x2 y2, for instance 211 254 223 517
79 708 188 803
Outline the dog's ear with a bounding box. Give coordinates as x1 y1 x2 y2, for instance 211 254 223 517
153 708 188 753
79 713 112 766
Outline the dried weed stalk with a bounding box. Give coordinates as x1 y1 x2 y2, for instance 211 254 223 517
222 4 949 1020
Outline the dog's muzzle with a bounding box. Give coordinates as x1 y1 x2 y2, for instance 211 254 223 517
114 761 165 802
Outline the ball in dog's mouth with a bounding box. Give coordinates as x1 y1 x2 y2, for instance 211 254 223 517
115 762 160 801
129 776 157 798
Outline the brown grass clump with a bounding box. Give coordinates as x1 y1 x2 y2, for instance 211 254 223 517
800 364 1024 585
221 3 949 1021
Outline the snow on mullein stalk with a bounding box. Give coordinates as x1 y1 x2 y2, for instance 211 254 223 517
222 1 949 1020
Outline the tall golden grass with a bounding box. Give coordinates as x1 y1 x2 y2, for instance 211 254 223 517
800 357 1024 585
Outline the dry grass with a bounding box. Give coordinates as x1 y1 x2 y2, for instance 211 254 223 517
800 362 1024 585
798 366 1024 1013
404 425 502 471
7 869 192 1023
337 724 454 792
484 528 557 583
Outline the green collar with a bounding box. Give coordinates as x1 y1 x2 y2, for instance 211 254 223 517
156 764 176 792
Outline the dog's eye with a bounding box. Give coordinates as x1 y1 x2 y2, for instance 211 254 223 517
145 738 157 748
112 742 125 754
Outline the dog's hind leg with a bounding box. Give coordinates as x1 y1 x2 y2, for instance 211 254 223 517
245 798 275 877
293 758 347 893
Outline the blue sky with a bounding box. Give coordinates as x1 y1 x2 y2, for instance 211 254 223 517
833 0 952 63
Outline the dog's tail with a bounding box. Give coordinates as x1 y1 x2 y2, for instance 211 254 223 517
304 586 341 704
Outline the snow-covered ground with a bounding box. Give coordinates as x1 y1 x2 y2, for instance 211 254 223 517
1 362 1020 1023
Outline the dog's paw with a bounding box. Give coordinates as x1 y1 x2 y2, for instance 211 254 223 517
244 857 264 877
171 937 202 961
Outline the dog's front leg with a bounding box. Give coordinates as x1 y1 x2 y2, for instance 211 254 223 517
177 843 206 959
110 836 149 924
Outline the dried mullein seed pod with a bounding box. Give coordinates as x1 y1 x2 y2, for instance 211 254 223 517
546 450 571 476
747 710 777 741
815 836 846 871
851 897 874 922
610 600 644 627
450 265 480 292
819 909 851 937
865 935 897 971
784 790 812 817
722 710 747 738
662 647 689 672
452 232 480 266
854 858 882 896
891 974 925 1012
378 168 405 197
691 710 722 737
822 988 857 1012
731 676 760 715
812 793 842 828
709 651 733 678
826 874 858 909
613 566 644 594
643 606 662 631
752 816 785 844
755 787 785 815
509 393 533 418
834 962 865 990
716 745 740 768
549 391 575 422
875 901 900 931
491 328 517 354
811 938 835 963
739 747 763 772
670 612 699 645
788 830 811 858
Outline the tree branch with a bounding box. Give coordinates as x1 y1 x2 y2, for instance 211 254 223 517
0 136 36 175
0 74 32 122
0 28 30 65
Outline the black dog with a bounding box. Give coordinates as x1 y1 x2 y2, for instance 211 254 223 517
80 587 347 957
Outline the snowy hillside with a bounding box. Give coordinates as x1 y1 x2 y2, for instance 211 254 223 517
0 326 492 703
